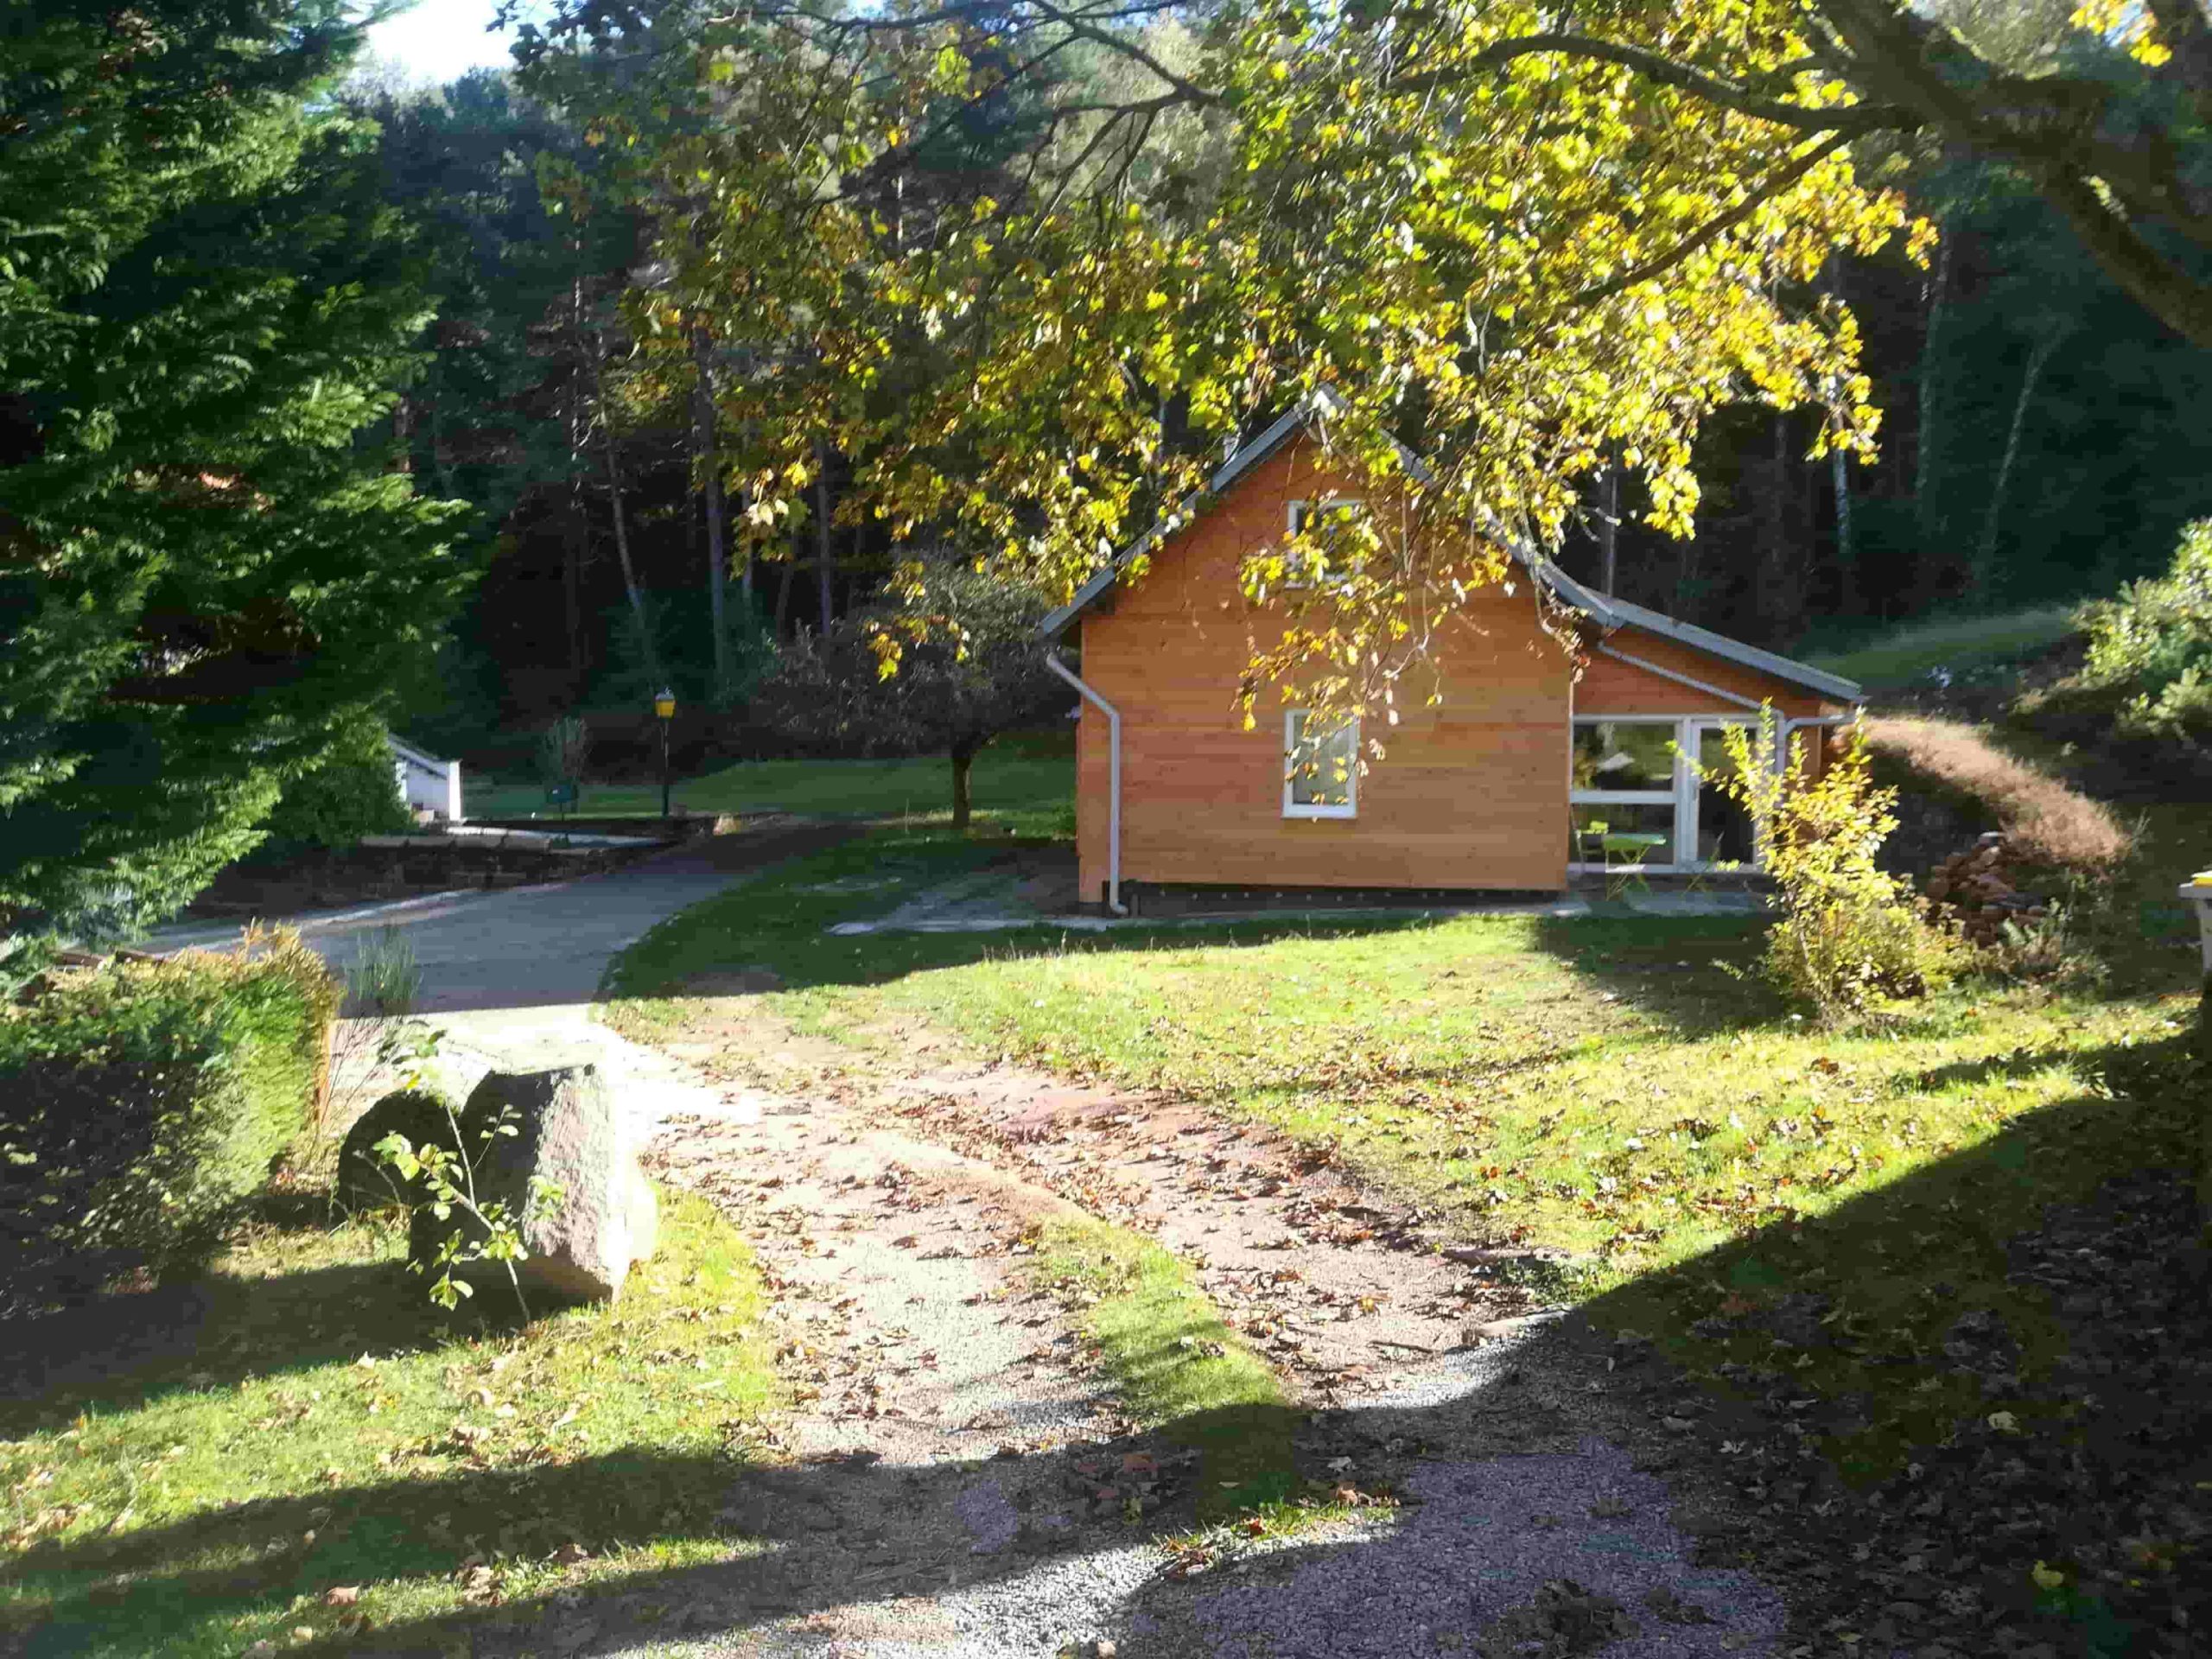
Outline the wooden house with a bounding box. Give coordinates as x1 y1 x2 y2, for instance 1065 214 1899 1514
1039 399 1862 910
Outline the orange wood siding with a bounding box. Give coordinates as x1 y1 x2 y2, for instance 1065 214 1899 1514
1074 440 1575 898
1574 625 1835 721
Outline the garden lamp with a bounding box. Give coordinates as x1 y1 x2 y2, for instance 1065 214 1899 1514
654 687 676 817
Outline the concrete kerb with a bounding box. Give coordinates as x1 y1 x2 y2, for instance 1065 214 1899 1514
818 892 1785 938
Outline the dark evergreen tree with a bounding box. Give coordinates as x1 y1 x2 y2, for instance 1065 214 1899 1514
1 2 468 946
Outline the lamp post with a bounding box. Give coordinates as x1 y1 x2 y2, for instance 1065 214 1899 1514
654 686 676 819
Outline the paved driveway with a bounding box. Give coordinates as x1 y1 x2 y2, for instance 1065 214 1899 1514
153 822 850 1013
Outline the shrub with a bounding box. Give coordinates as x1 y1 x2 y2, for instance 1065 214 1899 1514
1863 715 2132 872
2070 518 2212 745
537 714 592 790
0 931 339 1313
257 712 411 853
1703 714 1971 1022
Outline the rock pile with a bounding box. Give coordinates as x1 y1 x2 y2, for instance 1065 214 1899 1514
1923 831 2050 945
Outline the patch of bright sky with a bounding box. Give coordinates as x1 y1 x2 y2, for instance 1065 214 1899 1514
363 1 524 85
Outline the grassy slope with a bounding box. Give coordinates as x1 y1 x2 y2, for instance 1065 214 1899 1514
469 752 1074 833
1 1190 777 1658
605 817 2206 1476
1805 606 2079 691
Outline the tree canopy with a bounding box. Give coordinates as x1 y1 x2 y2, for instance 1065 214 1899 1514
753 557 1064 826
480 0 2210 728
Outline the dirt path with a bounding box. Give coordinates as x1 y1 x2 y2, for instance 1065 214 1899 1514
636 1075 1173 1656
653 994 1580 1408
616 996 1791 1659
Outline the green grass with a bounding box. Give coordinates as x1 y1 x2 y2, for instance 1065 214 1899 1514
1022 1217 1294 1516
469 751 1075 834
1805 605 2079 690
604 810 2209 1478
0 1187 777 1657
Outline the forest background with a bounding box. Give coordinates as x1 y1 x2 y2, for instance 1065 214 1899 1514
356 0 2212 774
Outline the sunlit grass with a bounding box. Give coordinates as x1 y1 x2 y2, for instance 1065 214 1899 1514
605 816 2208 1478
0 1190 777 1657
1021 1217 1293 1516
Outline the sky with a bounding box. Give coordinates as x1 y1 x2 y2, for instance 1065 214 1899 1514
364 1 524 84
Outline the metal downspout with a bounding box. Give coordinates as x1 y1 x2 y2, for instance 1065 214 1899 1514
1046 653 1128 915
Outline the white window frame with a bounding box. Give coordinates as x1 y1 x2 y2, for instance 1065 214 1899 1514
1281 498 1367 591
1568 715 1766 874
1284 709 1359 820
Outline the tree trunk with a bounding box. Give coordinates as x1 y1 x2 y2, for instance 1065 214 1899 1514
1822 258 1855 583
813 445 836 630
563 495 586 690
563 285 590 693
1757 411 1797 640
950 743 975 832
1596 463 1619 594
591 330 658 690
1831 446 1853 574
1977 329 2064 588
1914 226 1954 548
692 328 733 700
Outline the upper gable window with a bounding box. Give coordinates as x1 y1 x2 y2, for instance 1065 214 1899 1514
1281 498 1368 590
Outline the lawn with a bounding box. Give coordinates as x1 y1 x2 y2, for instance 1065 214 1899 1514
467 751 1074 834
606 811 2208 1476
0 1185 778 1658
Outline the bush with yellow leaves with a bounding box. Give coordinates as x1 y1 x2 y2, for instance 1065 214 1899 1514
1703 711 1971 1022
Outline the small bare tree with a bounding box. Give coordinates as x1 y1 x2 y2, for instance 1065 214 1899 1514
753 559 1067 829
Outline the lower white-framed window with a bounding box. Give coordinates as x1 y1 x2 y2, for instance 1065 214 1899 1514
1284 709 1359 819
1568 715 1765 872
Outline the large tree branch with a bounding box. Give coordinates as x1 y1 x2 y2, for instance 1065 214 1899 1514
2142 0 2212 130
1818 0 2212 248
1385 33 1912 136
1567 131 1856 308
1025 0 1226 111
2024 160 2212 346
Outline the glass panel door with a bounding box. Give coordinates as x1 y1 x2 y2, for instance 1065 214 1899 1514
1688 721 1759 868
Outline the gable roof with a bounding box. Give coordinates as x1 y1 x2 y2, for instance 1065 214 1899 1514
1038 395 1863 706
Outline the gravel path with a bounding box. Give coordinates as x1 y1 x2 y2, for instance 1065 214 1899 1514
1187 1441 1783 1658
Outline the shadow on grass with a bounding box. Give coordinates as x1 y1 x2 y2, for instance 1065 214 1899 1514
7 1033 2201 1657
0 1260 433 1414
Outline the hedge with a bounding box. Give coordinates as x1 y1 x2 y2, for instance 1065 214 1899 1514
0 931 339 1316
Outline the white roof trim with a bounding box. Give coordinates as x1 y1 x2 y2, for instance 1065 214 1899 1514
1039 399 1862 705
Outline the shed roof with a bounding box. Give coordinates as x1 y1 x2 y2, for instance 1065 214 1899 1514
1038 394 1862 706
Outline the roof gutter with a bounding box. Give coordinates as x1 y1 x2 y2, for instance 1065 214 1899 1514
1046 653 1127 915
